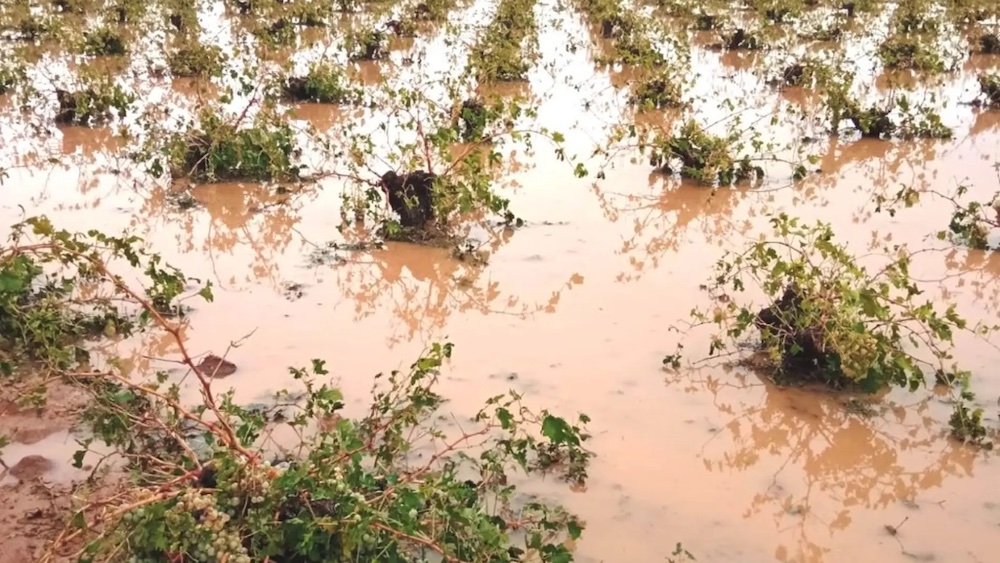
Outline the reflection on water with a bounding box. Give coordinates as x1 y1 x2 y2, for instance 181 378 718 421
660 362 989 563
1 1 1000 562
331 234 586 346
591 171 755 282
60 125 120 157
291 101 356 132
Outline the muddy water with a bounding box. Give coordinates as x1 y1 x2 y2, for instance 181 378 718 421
4 2 1000 563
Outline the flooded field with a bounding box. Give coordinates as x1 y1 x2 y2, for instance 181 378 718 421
1 0 1000 562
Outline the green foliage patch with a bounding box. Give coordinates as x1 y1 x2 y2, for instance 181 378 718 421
468 0 538 82
82 26 127 56
0 216 205 386
54 77 135 125
159 108 303 182
648 120 761 185
167 41 226 78
282 62 361 104
0 64 25 94
74 343 593 562
671 211 996 446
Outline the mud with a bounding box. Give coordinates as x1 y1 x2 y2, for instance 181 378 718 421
0 380 94 563
0 481 72 563
7 455 54 482
2 1 1000 562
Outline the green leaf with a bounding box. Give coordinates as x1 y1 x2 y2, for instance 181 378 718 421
496 408 513 429
71 510 87 529
892 355 914 375
567 518 583 539
111 389 136 404
72 449 87 468
198 283 214 302
858 290 882 318
541 415 578 446
0 273 25 293
30 216 54 236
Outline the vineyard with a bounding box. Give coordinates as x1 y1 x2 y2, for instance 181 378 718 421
1 0 999 562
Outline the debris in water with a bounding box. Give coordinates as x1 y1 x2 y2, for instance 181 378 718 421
196 355 237 378
8 455 54 481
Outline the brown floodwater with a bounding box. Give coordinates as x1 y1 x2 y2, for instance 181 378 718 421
2 2 1000 562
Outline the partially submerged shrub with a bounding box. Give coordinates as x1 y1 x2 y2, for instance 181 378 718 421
574 0 664 65
0 65 25 94
878 6 947 72
719 28 763 50
631 69 685 109
385 17 418 37
82 26 127 56
946 195 999 251
159 108 302 182
254 18 295 46
950 394 992 447
877 183 1000 252
878 35 945 72
289 0 336 26
823 78 952 139
909 185 1000 251
895 96 952 139
747 0 805 23
468 0 538 82
978 73 1000 108
52 0 88 13
838 104 895 138
230 0 254 15
692 11 722 31
796 13 846 41
346 29 388 61
648 120 761 185
412 0 457 22
165 0 199 31
824 80 896 138
73 343 593 562
374 170 478 243
282 62 360 104
690 213 981 392
454 97 500 142
3 216 592 560
894 6 941 34
16 15 54 41
978 32 1000 54
611 15 665 65
379 170 437 230
767 58 824 88
368 150 521 243
106 0 147 24
167 41 226 78
0 216 198 382
55 79 135 125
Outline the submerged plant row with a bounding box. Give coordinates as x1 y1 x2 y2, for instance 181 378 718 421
0 1 999 563
467 0 539 83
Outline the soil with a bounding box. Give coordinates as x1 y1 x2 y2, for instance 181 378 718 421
0 380 90 563
0 481 73 563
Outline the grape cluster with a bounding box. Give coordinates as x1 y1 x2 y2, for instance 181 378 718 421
120 458 362 562
835 331 881 379
236 461 276 504
122 488 254 563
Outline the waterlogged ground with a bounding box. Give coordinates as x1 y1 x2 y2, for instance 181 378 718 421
2 0 1000 561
